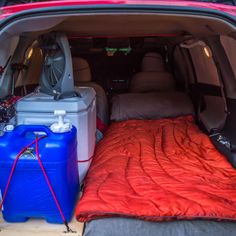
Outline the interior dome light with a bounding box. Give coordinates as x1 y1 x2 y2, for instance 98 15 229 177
25 47 33 60
203 46 212 58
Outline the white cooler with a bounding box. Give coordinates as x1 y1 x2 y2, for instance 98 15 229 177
15 87 96 182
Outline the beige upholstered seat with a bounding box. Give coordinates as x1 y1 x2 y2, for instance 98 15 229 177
73 57 109 125
130 52 175 93
141 52 165 72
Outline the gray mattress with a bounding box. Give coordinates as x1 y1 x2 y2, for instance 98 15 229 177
84 218 236 236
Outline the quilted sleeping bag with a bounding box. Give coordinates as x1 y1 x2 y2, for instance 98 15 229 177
76 116 236 222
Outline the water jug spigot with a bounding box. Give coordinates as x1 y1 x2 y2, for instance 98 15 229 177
50 110 72 133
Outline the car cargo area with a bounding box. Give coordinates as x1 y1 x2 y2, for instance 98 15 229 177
1 7 236 236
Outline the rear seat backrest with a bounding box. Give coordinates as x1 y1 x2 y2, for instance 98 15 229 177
130 52 175 93
72 57 109 125
141 52 165 72
73 57 92 82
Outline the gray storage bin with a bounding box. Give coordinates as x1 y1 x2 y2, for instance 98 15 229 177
15 87 96 182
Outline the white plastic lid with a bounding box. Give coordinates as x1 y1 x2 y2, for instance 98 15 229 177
50 122 72 133
4 125 14 132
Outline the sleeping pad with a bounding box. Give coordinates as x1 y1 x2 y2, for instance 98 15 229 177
76 116 236 222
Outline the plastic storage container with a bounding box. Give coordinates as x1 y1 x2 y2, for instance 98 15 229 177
0 125 79 223
15 87 96 182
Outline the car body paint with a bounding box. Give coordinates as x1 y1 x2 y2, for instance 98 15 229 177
0 0 236 21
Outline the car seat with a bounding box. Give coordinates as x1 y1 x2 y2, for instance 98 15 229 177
73 57 109 125
130 52 175 93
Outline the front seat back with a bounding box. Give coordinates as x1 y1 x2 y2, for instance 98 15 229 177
130 52 175 93
141 52 165 72
73 57 109 125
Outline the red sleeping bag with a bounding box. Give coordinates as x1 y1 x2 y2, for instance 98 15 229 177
76 116 236 222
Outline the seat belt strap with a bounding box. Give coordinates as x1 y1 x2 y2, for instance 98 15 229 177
97 117 108 134
0 56 12 77
214 59 229 115
179 47 190 94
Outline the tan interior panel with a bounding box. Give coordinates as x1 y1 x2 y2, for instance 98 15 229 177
220 35 236 80
51 14 235 37
190 44 220 86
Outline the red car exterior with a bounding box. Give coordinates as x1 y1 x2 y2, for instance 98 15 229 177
1 0 236 20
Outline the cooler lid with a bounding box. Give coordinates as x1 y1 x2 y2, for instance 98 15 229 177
15 87 96 113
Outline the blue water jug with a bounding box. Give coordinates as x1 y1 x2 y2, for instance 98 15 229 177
0 125 79 223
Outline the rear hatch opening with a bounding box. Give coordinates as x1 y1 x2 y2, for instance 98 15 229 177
1 3 236 235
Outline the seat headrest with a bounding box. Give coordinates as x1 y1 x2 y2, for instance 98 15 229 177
72 57 91 82
141 52 165 72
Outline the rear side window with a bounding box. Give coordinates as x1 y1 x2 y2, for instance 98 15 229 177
220 35 236 80
189 44 220 86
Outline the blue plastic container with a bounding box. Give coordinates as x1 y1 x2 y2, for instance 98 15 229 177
0 125 79 224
